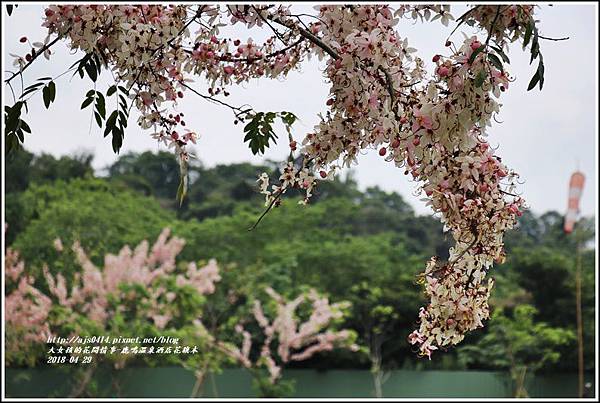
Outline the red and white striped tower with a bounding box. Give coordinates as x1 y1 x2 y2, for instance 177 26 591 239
564 170 586 397
564 171 585 234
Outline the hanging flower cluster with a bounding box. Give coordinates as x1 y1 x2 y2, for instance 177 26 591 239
206 287 358 383
9 4 544 357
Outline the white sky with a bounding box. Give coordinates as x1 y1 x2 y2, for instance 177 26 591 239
2 3 598 217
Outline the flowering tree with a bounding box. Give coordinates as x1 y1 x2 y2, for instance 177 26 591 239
200 286 358 397
42 229 221 338
4 4 558 357
5 247 53 366
5 228 223 394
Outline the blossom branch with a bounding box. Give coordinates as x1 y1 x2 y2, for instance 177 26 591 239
4 36 62 84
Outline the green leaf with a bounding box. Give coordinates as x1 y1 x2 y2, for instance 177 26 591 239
491 46 510 64
111 127 123 153
95 92 106 119
469 45 485 65
107 85 117 97
84 57 97 82
23 82 44 92
15 127 24 142
5 102 22 130
118 94 127 108
81 97 94 109
537 60 545 89
104 110 118 137
530 28 539 64
20 120 31 133
487 54 503 72
118 111 128 128
70 53 89 70
527 71 540 91
176 175 187 207
94 111 103 128
523 19 533 48
474 70 487 88
280 111 297 126
93 53 102 74
20 86 42 99
42 85 51 109
48 81 56 102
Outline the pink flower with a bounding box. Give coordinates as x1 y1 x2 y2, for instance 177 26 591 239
437 65 450 77
412 107 433 132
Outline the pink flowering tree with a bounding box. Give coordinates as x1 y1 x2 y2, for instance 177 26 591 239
5 247 53 367
199 286 359 397
46 229 222 371
5 228 226 396
4 4 561 357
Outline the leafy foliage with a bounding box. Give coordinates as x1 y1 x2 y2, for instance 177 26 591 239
4 101 31 154
243 111 297 155
4 149 596 377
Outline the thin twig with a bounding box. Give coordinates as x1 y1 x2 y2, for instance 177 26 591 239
179 81 252 118
538 35 569 41
252 5 289 46
267 15 339 60
248 190 283 231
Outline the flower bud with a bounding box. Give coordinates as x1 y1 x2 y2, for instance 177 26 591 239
437 66 450 77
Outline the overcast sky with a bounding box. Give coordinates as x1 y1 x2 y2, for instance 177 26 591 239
3 3 597 217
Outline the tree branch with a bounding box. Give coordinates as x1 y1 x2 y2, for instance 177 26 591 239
4 36 62 84
266 15 339 60
179 81 252 119
538 35 569 41
248 189 283 231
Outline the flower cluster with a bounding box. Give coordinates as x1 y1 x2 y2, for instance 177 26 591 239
257 161 317 206
31 5 313 163
13 4 542 357
255 5 529 357
212 287 358 383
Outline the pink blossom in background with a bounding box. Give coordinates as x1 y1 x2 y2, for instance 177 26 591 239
43 228 221 330
219 287 357 383
5 248 53 345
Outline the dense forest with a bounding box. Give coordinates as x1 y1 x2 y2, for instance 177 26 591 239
5 148 595 376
